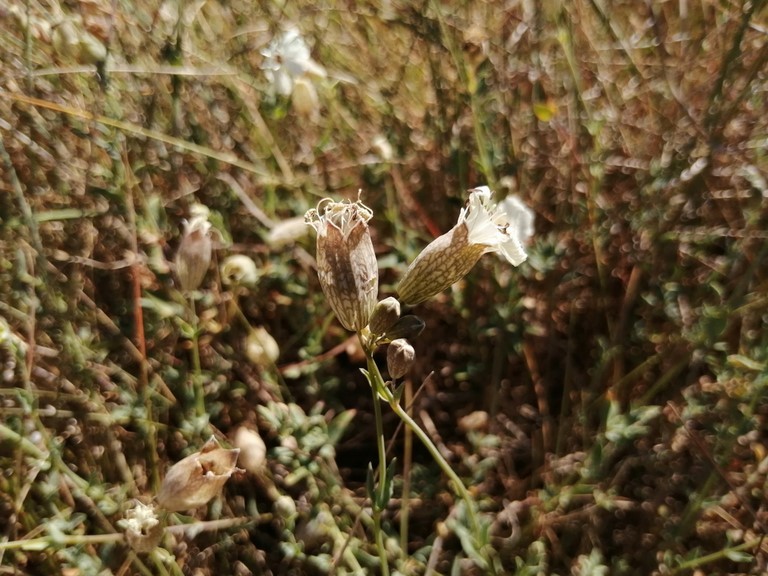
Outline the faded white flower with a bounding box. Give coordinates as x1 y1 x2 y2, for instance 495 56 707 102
261 27 326 96
156 437 240 512
397 187 534 306
175 204 213 292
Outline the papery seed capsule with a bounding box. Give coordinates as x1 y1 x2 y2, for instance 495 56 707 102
156 437 239 512
305 198 378 332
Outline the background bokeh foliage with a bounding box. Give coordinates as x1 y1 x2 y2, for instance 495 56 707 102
1 0 767 574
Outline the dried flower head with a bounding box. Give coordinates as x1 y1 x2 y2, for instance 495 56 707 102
305 197 379 332
119 500 164 553
175 204 213 292
156 437 240 512
261 26 326 97
397 187 534 305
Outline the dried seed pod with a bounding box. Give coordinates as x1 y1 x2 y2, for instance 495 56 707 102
156 437 240 512
305 198 378 332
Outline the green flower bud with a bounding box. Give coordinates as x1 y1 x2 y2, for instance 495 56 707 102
305 198 378 332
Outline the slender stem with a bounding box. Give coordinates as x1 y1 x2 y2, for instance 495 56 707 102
362 337 391 576
188 294 206 420
363 355 481 539
400 379 413 557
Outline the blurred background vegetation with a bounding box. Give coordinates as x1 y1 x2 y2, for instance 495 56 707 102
1 0 767 574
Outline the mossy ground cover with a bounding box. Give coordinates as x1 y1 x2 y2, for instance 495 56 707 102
1 1 767 574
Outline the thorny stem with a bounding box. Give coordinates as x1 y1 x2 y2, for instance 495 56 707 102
361 335 391 576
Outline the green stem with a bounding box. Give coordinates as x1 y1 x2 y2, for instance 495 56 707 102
363 351 493 571
362 338 391 576
188 294 206 420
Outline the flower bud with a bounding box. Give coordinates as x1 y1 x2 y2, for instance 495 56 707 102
387 338 415 379
175 204 213 292
233 427 267 475
305 198 378 332
156 437 239 512
368 297 400 337
273 494 297 521
245 326 280 366
220 254 259 288
384 315 425 342
292 76 320 118
267 216 310 249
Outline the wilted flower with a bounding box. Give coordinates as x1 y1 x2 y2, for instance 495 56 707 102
305 198 379 332
261 26 326 96
156 437 240 512
119 500 164 553
397 187 534 305
175 204 213 292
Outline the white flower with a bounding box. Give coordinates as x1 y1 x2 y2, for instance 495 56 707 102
397 186 534 305
261 27 326 96
461 186 534 266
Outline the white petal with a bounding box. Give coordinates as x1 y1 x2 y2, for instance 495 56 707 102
498 195 535 245
499 236 528 266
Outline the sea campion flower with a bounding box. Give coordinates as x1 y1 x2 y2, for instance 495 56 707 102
397 186 534 306
261 26 326 97
305 198 378 332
